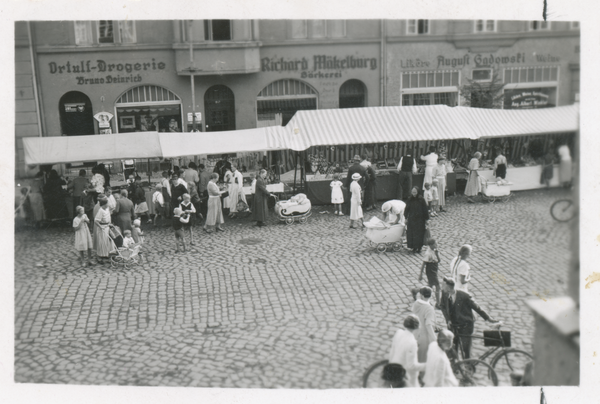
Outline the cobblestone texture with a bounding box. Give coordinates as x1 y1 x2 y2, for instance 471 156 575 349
14 188 573 388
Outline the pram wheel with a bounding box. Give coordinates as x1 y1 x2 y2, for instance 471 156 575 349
285 217 294 225
299 217 308 224
376 243 387 253
111 255 126 268
392 242 402 251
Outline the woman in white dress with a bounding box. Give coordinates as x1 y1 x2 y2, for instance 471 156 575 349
557 142 572 187
433 157 447 212
381 199 406 225
421 146 438 190
464 152 482 202
349 173 364 229
223 168 233 213
204 173 225 233
93 198 112 264
228 164 247 218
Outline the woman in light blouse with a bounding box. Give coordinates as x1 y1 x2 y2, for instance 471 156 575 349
204 173 225 233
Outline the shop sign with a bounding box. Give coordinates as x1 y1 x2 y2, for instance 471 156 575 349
261 55 377 79
402 52 560 69
47 58 167 86
187 112 202 122
94 111 114 128
504 88 551 109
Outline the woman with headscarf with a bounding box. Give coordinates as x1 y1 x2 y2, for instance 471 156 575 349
381 199 406 225
204 173 225 233
114 189 135 232
420 146 438 190
464 152 482 203
403 187 429 253
43 169 68 220
93 197 112 264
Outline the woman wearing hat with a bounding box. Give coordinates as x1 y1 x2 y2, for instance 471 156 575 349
381 199 406 225
93 197 112 264
349 172 364 229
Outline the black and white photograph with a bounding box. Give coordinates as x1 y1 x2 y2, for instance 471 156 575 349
5 1 599 404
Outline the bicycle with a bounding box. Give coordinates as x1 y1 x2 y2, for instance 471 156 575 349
362 323 532 387
550 198 576 222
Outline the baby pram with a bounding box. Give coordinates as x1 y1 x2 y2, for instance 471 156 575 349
364 217 405 253
275 193 312 225
108 225 143 268
481 178 512 203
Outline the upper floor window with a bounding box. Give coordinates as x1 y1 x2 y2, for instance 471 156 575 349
529 21 550 31
75 21 136 45
290 20 346 39
407 20 429 35
571 21 580 29
205 20 231 41
475 20 496 32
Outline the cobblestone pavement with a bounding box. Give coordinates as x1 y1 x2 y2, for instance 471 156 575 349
14 187 574 388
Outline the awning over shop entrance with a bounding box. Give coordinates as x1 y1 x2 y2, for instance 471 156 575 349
23 131 163 165
157 126 289 158
283 104 579 151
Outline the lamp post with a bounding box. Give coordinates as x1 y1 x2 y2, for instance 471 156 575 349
187 21 201 132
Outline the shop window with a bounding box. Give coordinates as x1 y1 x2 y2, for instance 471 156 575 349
472 68 493 82
407 19 429 35
339 79 367 109
205 85 236 132
59 91 95 136
257 79 318 126
115 85 182 133
402 71 459 88
205 20 232 41
98 21 114 43
402 92 457 107
475 20 496 32
74 21 93 45
529 21 550 31
504 66 559 84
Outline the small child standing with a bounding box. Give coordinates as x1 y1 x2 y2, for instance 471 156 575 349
73 206 93 266
122 230 136 249
330 173 344 216
423 182 433 213
172 207 190 253
179 193 196 246
132 219 144 244
419 238 441 307
430 179 439 217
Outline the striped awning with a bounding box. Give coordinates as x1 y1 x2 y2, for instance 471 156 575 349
158 126 288 158
23 132 163 165
284 104 579 151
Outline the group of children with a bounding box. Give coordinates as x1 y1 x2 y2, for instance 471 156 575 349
423 180 442 217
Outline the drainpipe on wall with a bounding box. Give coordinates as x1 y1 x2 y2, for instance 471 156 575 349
27 21 44 138
380 19 386 107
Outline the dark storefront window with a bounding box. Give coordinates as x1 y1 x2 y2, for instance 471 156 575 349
256 79 318 126
59 91 95 136
98 21 114 43
204 85 236 132
115 85 182 133
339 79 366 109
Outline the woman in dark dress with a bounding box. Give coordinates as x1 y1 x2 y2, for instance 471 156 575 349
114 189 135 232
404 186 430 253
364 164 377 211
252 169 273 227
43 169 68 220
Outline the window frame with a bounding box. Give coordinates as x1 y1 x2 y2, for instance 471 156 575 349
291 20 308 39
97 20 116 44
570 21 580 30
290 20 346 39
529 21 551 31
204 20 232 41
74 21 93 45
474 20 496 33
407 19 430 35
472 68 493 83
75 21 136 45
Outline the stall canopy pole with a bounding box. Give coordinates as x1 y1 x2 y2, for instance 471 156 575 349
293 151 298 194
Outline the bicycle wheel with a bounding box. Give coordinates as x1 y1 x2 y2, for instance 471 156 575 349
490 349 533 386
452 359 498 386
550 199 576 222
362 360 390 388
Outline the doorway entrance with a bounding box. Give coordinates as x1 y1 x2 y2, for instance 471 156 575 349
59 91 95 135
204 85 236 132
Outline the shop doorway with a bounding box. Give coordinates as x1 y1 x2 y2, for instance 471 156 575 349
204 85 236 132
339 79 367 109
59 91 95 136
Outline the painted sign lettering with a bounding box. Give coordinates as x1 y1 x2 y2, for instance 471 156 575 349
261 55 377 80
48 59 166 74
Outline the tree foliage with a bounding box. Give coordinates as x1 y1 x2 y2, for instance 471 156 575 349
459 66 505 109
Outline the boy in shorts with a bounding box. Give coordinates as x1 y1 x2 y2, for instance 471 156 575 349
419 238 441 308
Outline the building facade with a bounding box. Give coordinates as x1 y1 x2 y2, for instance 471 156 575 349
15 19 580 177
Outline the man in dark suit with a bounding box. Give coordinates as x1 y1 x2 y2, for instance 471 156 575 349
439 277 498 359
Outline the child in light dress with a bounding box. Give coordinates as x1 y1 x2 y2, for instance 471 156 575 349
132 219 144 244
122 230 136 249
330 173 344 216
73 206 93 266
430 179 439 217
423 182 433 213
172 207 190 253
419 238 441 306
